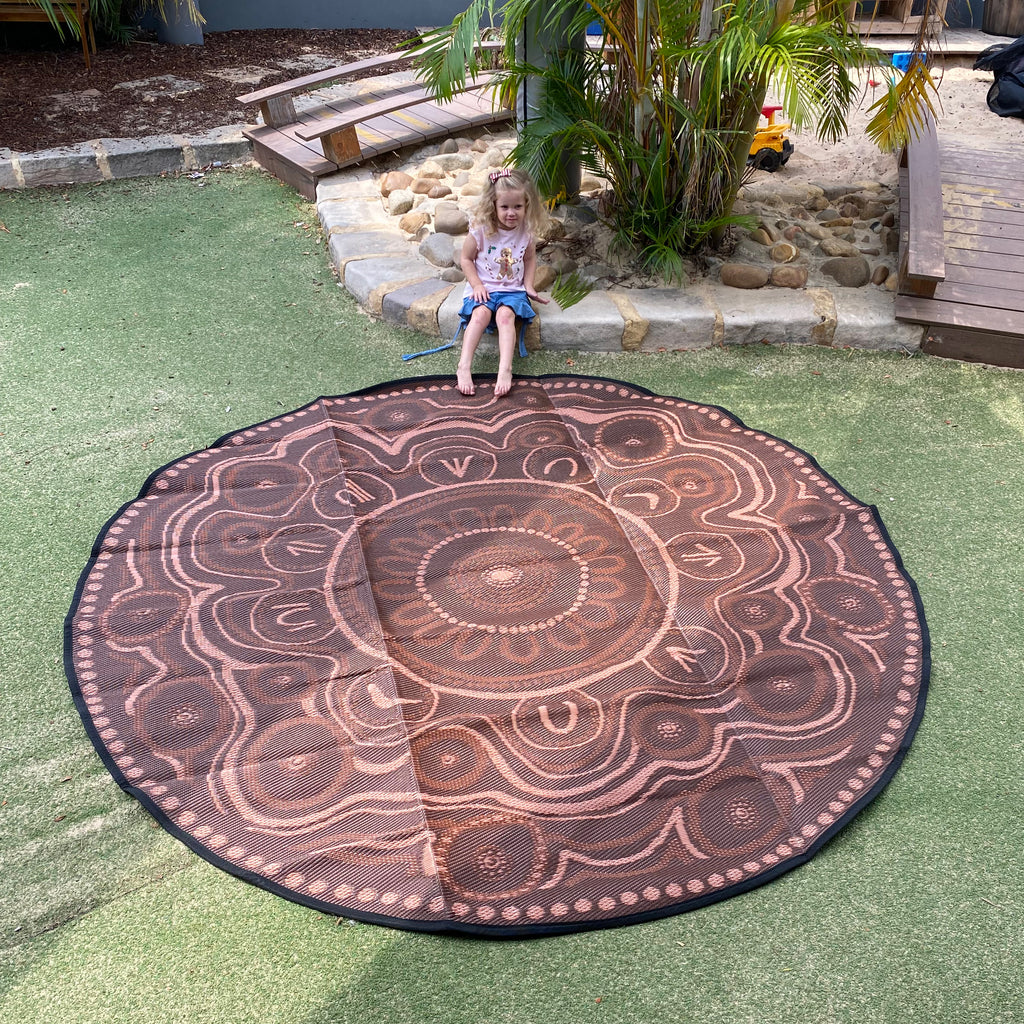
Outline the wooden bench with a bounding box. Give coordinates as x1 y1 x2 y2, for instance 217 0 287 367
897 111 945 298
0 0 96 67
291 76 499 165
237 45 511 200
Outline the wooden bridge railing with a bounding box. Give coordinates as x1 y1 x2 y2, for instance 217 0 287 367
897 112 946 298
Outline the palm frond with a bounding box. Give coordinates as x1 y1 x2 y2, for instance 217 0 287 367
551 270 595 309
144 0 204 25
865 62 940 152
21 0 80 40
408 0 498 101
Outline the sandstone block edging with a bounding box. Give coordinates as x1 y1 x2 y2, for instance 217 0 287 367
0 130 253 191
318 166 924 356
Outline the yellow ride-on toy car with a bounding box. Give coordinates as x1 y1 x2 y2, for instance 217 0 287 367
748 104 794 173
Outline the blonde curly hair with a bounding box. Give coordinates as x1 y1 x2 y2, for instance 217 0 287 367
471 167 546 238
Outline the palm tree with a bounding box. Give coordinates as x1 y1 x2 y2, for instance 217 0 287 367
411 0 938 279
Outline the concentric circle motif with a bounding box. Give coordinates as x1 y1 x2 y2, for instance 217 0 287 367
65 376 929 936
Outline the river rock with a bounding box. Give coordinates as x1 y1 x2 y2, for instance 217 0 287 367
435 152 475 172
871 264 890 285
433 202 470 235
398 211 430 234
534 264 558 291
387 188 414 216
770 265 808 289
813 182 860 201
732 239 772 263
581 262 614 284
819 235 861 258
560 203 599 227
821 255 871 287
417 160 445 179
428 184 453 199
478 147 506 169
770 241 799 263
438 138 459 154
861 200 889 219
380 170 412 196
720 263 770 289
750 227 774 246
881 210 896 227
538 217 566 243
419 231 457 267
410 177 436 194
548 255 579 276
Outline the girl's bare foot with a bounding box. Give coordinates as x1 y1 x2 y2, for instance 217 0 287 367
456 366 475 395
495 367 513 397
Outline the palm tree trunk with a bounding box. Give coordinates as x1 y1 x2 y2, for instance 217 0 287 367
712 0 795 246
517 2 584 200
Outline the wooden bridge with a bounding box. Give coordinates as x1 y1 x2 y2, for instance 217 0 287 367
237 49 512 201
896 112 1024 368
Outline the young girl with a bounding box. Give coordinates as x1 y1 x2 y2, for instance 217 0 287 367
456 167 548 397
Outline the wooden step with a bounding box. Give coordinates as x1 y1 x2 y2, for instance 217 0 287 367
896 293 1024 334
921 324 1024 368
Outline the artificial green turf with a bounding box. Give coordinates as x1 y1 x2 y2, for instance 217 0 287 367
1 170 1022 1024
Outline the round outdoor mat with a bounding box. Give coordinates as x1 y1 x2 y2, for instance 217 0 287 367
66 375 928 936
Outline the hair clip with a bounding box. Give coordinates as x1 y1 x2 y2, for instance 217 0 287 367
489 169 513 183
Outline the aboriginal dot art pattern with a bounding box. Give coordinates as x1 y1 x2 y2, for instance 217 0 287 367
66 376 928 936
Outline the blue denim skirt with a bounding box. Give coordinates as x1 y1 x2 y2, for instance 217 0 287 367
457 290 536 333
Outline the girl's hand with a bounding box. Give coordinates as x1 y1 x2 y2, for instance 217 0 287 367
526 287 549 305
472 284 491 303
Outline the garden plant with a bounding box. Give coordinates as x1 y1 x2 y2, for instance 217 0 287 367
412 0 941 279
22 0 203 41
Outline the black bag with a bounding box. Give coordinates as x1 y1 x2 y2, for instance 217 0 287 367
974 33 1024 118
987 70 1024 118
973 35 1024 76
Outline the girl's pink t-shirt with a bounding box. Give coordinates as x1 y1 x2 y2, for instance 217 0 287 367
464 224 532 295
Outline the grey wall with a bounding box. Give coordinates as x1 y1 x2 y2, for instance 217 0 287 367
191 0 982 35
197 0 469 31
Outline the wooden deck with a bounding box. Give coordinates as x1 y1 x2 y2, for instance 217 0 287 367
896 127 1024 368
238 50 512 201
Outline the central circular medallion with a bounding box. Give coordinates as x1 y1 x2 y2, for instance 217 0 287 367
353 480 676 698
416 527 590 631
